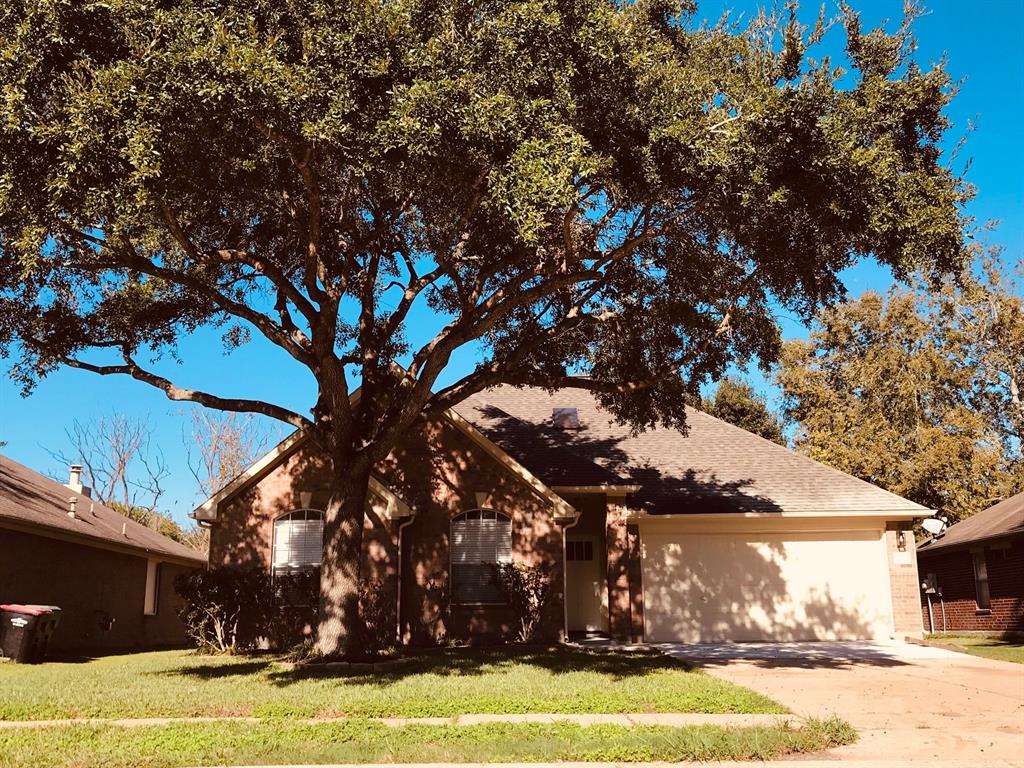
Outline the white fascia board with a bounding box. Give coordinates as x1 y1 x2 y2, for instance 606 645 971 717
192 429 310 521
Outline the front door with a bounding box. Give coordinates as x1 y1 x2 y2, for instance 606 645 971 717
565 537 606 633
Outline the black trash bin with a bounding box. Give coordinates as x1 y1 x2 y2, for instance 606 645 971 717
0 604 61 663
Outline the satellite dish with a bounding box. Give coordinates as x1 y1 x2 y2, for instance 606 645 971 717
921 517 947 536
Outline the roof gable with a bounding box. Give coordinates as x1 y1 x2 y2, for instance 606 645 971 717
194 408 576 522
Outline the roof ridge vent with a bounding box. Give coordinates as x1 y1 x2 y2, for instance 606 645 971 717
552 407 580 429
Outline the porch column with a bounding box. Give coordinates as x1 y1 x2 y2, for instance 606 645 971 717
606 493 632 640
626 523 645 642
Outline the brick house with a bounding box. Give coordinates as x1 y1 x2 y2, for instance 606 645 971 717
0 455 204 653
917 492 1024 635
194 385 927 645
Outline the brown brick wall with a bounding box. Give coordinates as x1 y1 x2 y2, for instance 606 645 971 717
0 527 197 653
918 538 1024 633
625 523 644 642
209 414 565 646
885 525 923 637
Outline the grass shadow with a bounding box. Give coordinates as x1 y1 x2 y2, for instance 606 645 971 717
265 644 693 687
158 659 273 679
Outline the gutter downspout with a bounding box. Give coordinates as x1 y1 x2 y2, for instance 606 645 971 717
395 513 417 645
560 512 582 643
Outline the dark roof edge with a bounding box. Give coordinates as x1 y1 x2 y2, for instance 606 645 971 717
917 528 1024 555
0 517 206 567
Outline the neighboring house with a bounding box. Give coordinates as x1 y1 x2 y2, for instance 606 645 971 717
0 455 204 653
917 492 1024 634
194 385 927 645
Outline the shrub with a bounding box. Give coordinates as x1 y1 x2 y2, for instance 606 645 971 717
176 567 399 656
359 578 395 655
285 638 322 663
174 567 276 653
495 562 553 642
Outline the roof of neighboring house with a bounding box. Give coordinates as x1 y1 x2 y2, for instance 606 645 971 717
0 454 205 565
454 385 929 516
918 492 1024 554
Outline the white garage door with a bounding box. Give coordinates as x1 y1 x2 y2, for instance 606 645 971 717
642 528 894 643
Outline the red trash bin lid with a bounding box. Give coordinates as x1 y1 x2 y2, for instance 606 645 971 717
0 604 52 616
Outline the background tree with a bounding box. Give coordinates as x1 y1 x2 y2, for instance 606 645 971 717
46 415 169 511
45 414 209 551
185 410 277 499
0 0 969 656
777 252 1024 522
181 410 277 554
701 376 785 444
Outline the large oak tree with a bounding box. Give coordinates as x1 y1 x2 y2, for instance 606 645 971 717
0 0 969 656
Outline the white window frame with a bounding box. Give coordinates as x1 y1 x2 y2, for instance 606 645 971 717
449 509 513 606
272 509 324 577
143 559 161 616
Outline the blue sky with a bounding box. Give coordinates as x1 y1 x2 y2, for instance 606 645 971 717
2 0 1022 524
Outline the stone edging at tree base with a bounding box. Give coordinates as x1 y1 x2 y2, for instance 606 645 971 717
273 656 420 674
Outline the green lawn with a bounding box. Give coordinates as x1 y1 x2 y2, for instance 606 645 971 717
0 645 785 720
927 634 1024 664
0 719 856 768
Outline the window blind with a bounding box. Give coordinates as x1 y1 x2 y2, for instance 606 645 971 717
451 510 512 604
272 510 324 575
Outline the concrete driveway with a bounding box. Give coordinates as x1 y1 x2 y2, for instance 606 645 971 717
659 641 1024 765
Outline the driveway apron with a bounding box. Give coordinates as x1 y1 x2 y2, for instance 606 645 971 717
658 641 1024 764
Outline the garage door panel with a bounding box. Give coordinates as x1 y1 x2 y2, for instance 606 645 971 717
642 529 893 642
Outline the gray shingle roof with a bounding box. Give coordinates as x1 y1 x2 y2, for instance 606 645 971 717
0 454 205 564
918 492 1024 554
454 385 928 516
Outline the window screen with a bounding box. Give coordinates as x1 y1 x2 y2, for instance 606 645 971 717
272 509 324 576
972 550 990 610
450 509 512 604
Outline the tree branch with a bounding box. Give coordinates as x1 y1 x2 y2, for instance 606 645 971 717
62 353 312 430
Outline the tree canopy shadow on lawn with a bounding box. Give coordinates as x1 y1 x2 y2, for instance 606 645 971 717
262 645 695 688
673 652 911 670
157 659 275 680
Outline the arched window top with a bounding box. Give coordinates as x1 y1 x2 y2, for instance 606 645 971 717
275 508 323 523
452 508 511 523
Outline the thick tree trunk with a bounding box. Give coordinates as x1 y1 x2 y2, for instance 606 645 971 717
316 462 372 659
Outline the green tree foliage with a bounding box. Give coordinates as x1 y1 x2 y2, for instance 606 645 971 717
0 0 969 655
701 376 785 444
777 253 1024 521
110 501 210 552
